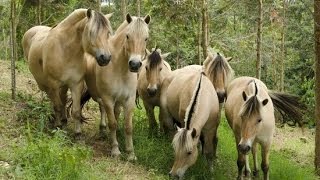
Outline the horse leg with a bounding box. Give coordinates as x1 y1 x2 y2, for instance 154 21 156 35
71 82 83 137
97 98 107 138
261 144 270 180
124 98 137 161
60 85 68 126
47 88 63 128
237 151 245 180
244 154 251 178
252 142 259 178
143 101 157 134
159 106 174 135
202 130 215 171
103 98 121 157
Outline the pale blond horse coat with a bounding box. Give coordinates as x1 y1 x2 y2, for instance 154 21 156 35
83 14 150 161
22 9 113 132
225 76 305 180
137 48 171 133
160 68 219 179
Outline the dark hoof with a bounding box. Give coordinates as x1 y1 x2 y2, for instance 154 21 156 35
253 170 259 177
61 119 68 126
99 126 107 140
74 132 83 141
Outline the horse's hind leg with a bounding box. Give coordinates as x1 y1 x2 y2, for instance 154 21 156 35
202 130 215 171
124 98 137 161
60 86 68 126
47 88 63 128
97 99 107 138
261 144 270 180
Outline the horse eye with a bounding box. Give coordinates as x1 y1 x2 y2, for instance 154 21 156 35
159 67 162 71
187 151 192 155
257 119 262 123
126 35 129 40
145 38 148 41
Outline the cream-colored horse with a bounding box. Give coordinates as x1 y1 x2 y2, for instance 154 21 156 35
225 77 305 180
82 14 150 161
160 70 219 179
22 9 113 133
137 48 171 134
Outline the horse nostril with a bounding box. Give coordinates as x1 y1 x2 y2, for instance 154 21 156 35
139 61 142 67
238 144 251 154
217 92 225 103
147 88 157 96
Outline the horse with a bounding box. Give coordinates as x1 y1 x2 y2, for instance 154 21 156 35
22 9 113 134
160 70 219 179
224 76 306 180
81 13 151 161
137 48 171 134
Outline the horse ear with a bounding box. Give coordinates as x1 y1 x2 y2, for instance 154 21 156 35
105 13 113 19
87 9 93 19
146 49 151 56
174 123 181 131
242 91 247 101
161 52 171 59
191 128 197 138
144 15 151 24
262 99 268 106
126 13 132 23
226 57 233 62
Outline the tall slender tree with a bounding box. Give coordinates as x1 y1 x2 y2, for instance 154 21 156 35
10 0 16 100
137 0 140 17
280 0 287 91
314 0 320 175
256 0 263 79
201 0 208 59
121 0 126 20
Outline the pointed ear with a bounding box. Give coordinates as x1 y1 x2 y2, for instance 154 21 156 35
161 52 171 59
105 12 113 19
191 128 197 138
87 9 93 18
174 124 181 131
146 49 151 56
242 91 247 101
262 99 268 106
126 13 132 23
144 15 151 24
226 57 233 62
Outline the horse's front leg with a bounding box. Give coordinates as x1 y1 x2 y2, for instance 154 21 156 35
97 98 107 137
143 100 157 134
252 142 259 178
47 87 63 128
261 143 270 180
71 82 84 137
60 85 68 126
124 97 137 161
103 98 121 157
202 130 215 171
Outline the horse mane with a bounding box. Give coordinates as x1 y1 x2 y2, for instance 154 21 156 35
57 9 88 28
148 48 162 69
172 129 193 153
240 81 261 118
91 11 113 34
184 72 204 129
126 17 149 37
206 53 233 83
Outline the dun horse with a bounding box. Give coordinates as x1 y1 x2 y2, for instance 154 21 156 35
225 77 305 180
160 69 220 179
137 48 171 134
82 14 151 161
22 9 113 133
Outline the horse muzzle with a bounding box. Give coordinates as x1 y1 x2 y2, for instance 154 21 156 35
147 87 157 97
129 59 142 72
217 92 226 103
96 54 111 66
238 143 251 155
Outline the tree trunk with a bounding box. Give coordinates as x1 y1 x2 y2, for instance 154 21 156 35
10 0 16 100
198 13 202 65
201 0 208 59
37 0 41 24
137 0 140 17
314 0 320 175
97 0 101 12
256 0 263 79
280 0 286 92
121 0 126 21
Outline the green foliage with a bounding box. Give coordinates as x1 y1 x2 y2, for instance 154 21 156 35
13 129 93 180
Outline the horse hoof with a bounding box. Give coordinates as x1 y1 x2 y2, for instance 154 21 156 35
61 119 68 126
127 153 137 162
74 132 83 141
111 147 121 158
253 170 259 177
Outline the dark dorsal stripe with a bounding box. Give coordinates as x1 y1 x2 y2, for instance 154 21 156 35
148 48 162 69
254 80 258 95
186 72 204 129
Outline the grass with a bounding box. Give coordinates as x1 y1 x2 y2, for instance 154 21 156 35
0 59 318 179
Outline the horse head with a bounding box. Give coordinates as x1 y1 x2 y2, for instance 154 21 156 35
144 48 170 97
238 80 269 154
124 14 150 72
203 50 233 103
82 9 113 66
170 126 198 179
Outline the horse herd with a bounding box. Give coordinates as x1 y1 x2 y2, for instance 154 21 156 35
22 9 305 180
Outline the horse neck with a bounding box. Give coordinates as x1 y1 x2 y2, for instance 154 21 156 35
160 61 172 84
110 29 129 71
57 9 87 29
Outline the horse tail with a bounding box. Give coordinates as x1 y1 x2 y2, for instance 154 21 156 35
268 91 306 128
